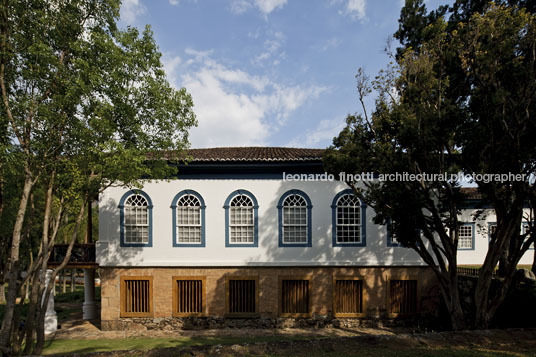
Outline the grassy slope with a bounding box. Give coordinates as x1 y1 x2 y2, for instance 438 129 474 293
42 335 536 356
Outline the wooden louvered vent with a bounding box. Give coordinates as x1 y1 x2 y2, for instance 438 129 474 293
334 279 363 316
390 280 417 314
175 279 205 315
120 277 153 317
280 279 310 316
226 278 258 316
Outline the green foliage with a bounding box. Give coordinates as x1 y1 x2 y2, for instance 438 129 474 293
0 0 196 353
325 0 536 329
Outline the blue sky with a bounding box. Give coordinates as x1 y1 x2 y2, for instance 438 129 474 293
119 0 451 149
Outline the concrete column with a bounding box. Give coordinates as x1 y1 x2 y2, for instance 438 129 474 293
83 268 97 320
42 269 57 334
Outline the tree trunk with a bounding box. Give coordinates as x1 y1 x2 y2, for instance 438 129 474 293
70 269 75 292
437 271 466 330
0 171 34 354
474 215 521 329
61 270 66 293
0 284 5 305
33 199 87 355
531 249 536 274
22 274 41 356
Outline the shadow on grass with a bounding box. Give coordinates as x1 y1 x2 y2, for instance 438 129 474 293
42 335 315 356
42 334 533 357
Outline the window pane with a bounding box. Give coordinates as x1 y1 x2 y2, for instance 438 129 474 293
458 225 472 249
124 194 149 244
336 194 361 243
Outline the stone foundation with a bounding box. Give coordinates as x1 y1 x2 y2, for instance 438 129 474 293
101 315 430 331
101 266 440 330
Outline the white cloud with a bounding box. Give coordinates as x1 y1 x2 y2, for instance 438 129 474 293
286 116 346 148
253 31 286 66
162 54 182 84
345 0 366 20
165 51 326 147
169 0 180 5
314 37 342 52
254 0 287 14
230 0 252 14
230 0 287 16
120 0 146 25
331 0 367 21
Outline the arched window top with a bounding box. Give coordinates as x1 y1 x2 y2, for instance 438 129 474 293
336 193 360 207
125 194 148 207
223 189 258 208
178 194 201 207
283 194 307 207
277 189 312 208
231 194 253 207
119 189 153 208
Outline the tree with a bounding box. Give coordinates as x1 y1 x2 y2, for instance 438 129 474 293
324 1 536 330
0 0 196 354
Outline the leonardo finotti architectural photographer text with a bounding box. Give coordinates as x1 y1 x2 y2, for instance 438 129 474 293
282 172 528 183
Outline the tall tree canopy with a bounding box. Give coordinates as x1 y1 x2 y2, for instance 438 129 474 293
0 0 196 354
324 0 536 330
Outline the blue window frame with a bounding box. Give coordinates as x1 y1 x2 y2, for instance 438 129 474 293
119 190 153 247
386 219 401 247
171 190 206 247
277 189 312 247
331 189 366 247
457 222 475 250
224 190 259 247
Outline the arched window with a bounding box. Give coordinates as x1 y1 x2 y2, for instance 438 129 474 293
171 190 206 247
224 190 258 247
278 190 312 247
119 190 153 247
331 189 365 247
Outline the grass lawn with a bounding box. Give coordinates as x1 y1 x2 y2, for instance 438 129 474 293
41 335 536 356
42 336 299 355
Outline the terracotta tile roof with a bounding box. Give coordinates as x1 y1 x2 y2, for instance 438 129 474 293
157 147 325 162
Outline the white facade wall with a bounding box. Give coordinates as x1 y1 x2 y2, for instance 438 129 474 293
97 179 535 267
97 179 423 267
457 208 534 265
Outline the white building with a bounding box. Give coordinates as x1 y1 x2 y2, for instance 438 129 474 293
95 147 533 329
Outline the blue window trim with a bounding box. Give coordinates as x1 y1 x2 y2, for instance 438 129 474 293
171 190 206 248
277 189 313 248
224 189 259 247
331 189 366 247
119 189 153 247
457 222 475 251
386 219 401 247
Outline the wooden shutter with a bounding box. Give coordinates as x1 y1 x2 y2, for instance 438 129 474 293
120 276 153 317
390 280 417 315
280 279 310 316
173 277 205 316
334 279 363 316
225 277 258 317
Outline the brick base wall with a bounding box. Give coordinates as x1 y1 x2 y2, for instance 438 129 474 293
101 266 439 330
